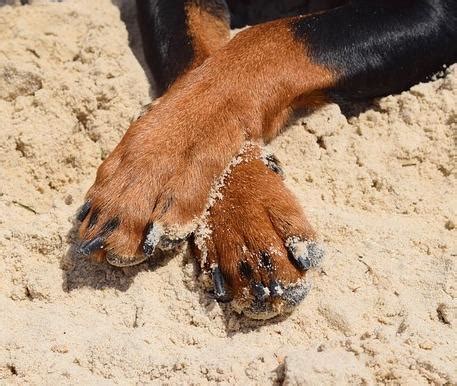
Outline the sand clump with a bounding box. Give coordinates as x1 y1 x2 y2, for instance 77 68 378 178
1 0 456 384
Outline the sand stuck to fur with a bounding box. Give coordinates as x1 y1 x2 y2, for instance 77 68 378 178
1 0 456 384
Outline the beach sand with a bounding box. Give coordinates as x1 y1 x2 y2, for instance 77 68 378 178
1 0 456 384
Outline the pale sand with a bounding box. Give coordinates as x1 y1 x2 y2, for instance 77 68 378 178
1 0 456 384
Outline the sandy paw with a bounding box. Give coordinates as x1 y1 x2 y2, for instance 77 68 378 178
194 144 324 319
76 90 244 266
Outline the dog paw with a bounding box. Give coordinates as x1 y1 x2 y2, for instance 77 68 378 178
194 144 324 319
76 86 246 266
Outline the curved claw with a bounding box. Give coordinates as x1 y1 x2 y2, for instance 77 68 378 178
76 201 91 222
287 247 311 271
78 218 120 257
263 153 284 177
78 236 104 256
252 282 269 301
268 280 283 297
286 238 324 272
212 266 230 303
143 223 159 257
143 223 188 257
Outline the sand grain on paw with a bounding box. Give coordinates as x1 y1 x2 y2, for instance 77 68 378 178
1 0 456 384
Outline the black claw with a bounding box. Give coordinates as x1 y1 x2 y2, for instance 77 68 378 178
88 210 99 229
239 261 254 279
102 218 120 233
159 235 186 251
264 154 284 176
76 201 91 222
269 280 283 297
78 219 118 256
252 282 268 301
298 256 311 270
143 223 157 257
212 266 229 302
78 236 104 256
260 252 273 271
287 247 311 272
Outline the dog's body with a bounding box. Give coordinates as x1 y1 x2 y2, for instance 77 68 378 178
77 0 457 318
139 0 457 99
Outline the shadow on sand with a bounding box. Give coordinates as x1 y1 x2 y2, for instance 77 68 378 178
60 219 173 292
61 216 293 335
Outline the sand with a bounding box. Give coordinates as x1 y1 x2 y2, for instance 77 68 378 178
1 0 456 384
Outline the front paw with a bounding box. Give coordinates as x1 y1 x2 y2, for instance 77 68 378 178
194 144 324 319
76 96 244 266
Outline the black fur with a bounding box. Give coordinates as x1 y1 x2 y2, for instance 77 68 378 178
292 0 457 101
196 0 230 24
227 0 345 28
227 0 310 28
136 0 229 94
136 0 194 94
138 0 457 101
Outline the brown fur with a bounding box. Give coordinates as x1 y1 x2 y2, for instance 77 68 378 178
79 17 332 298
198 146 316 302
204 18 335 140
185 2 230 68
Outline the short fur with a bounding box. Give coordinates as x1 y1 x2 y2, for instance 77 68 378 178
78 0 457 317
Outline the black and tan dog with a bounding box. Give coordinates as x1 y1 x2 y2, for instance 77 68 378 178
76 0 457 318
